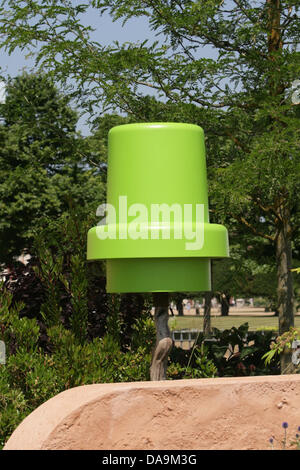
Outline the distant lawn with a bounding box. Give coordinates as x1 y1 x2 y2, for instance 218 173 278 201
168 315 300 332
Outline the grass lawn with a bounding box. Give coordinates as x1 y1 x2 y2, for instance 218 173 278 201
168 314 300 332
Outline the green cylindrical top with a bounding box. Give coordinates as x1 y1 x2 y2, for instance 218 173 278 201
107 122 209 223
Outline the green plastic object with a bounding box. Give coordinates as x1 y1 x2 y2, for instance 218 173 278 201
87 122 229 293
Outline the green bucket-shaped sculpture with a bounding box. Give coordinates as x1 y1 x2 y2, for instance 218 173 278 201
87 123 229 293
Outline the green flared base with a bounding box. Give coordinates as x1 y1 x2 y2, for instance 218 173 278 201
106 258 211 293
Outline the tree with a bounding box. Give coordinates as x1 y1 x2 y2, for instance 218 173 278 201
0 73 105 263
1 1 299 372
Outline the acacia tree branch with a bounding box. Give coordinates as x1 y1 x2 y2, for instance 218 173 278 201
235 214 276 241
143 0 267 58
232 0 258 23
224 129 250 153
253 197 282 222
136 77 228 108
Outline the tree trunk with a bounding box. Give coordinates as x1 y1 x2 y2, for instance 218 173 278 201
220 293 230 316
275 206 294 374
176 300 184 316
150 292 173 381
267 0 283 59
203 292 212 337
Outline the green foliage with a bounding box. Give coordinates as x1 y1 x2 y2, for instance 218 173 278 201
0 367 27 450
6 348 62 408
30 211 92 342
131 313 156 354
0 283 40 354
45 325 152 388
262 327 300 366
212 242 277 302
0 72 106 263
29 205 125 345
32 245 64 328
104 295 123 346
64 253 89 344
197 322 280 376
0 73 74 261
168 344 218 380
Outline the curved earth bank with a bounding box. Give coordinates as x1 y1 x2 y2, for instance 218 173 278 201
4 375 300 450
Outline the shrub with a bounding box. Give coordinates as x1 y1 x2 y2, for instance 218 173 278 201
0 366 28 449
196 322 280 376
262 327 300 370
168 344 218 380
